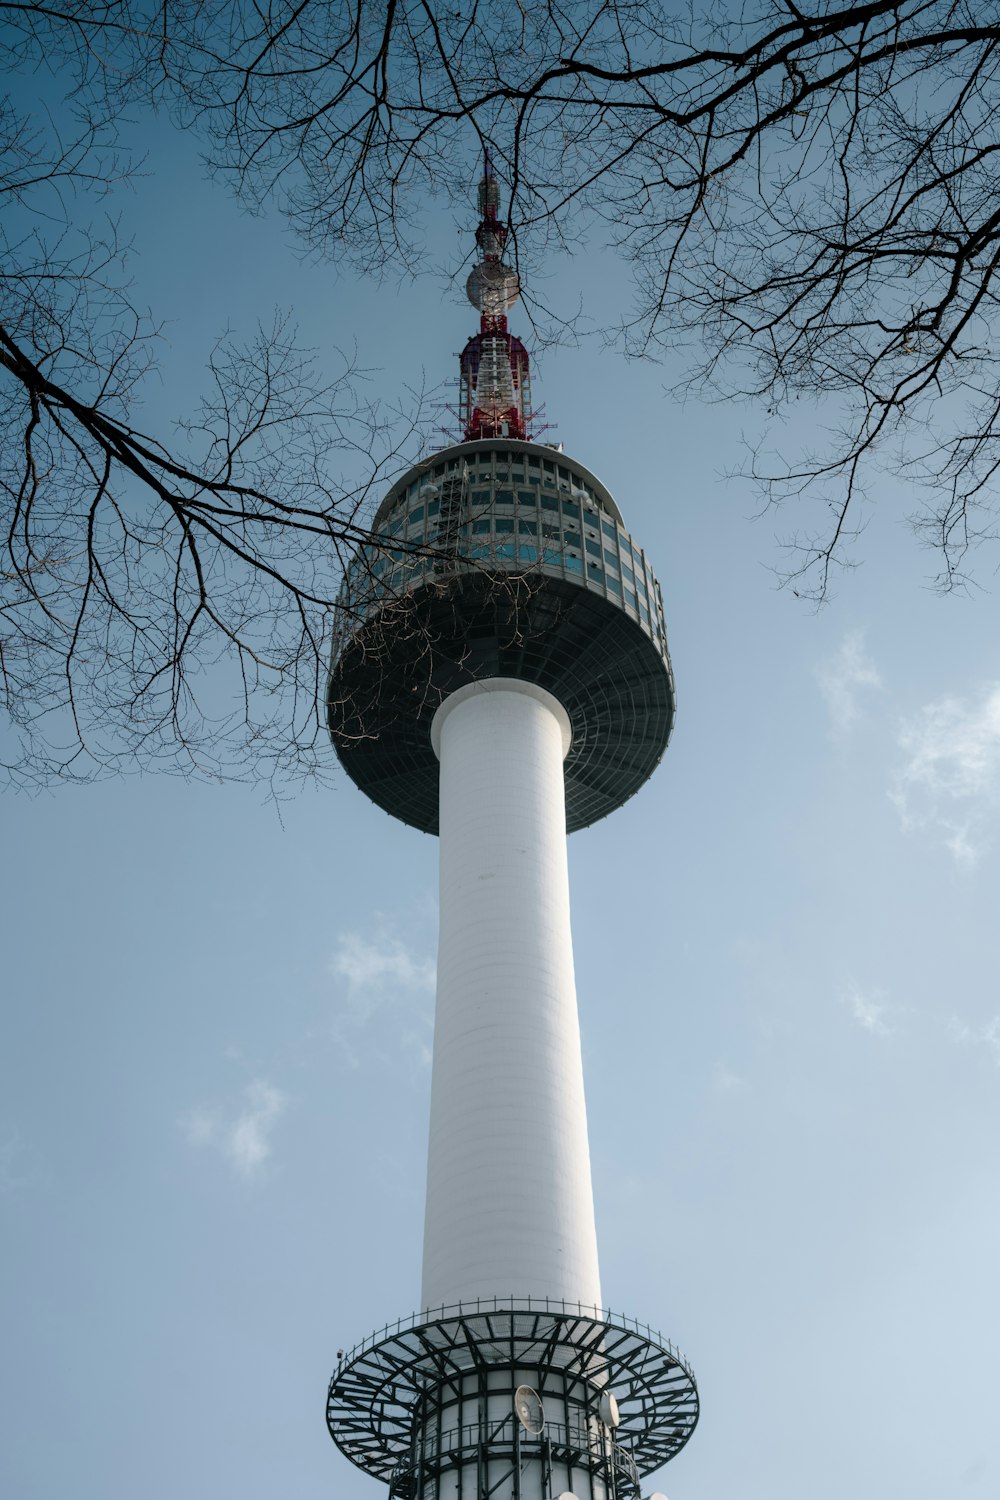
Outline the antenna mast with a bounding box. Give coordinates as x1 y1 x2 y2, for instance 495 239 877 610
460 157 532 441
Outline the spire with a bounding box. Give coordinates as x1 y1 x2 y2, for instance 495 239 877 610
460 156 533 442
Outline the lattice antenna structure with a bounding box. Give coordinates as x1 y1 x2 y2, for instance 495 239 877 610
460 158 533 442
324 160 697 1500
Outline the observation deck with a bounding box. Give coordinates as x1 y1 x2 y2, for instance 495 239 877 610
327 439 675 833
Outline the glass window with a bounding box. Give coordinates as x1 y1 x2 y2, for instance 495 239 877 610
518 518 537 535
622 562 635 584
542 523 560 539
625 588 638 609
496 542 516 561
472 518 491 534
586 536 602 557
495 489 515 507
495 517 514 533
541 495 559 511
565 555 583 575
518 489 537 506
607 574 622 594
602 520 617 541
562 501 581 520
410 506 425 525
604 548 618 568
518 543 538 563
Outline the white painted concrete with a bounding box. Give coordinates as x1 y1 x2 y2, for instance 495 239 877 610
421 678 603 1312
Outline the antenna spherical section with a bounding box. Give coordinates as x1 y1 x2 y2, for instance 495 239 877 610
466 262 520 311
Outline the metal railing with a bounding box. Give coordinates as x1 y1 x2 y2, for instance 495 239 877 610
330 1294 694 1383
389 1416 640 1490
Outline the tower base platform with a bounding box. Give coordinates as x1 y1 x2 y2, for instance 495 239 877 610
326 1298 699 1500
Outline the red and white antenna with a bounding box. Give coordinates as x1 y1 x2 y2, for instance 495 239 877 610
460 157 533 442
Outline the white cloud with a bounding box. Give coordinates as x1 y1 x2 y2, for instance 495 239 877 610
711 1061 747 1093
332 929 435 1002
329 925 435 1069
816 631 882 730
948 1014 1000 1066
891 682 1000 866
843 982 893 1036
182 1079 286 1179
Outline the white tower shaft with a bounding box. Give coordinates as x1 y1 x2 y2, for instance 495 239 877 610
422 679 603 1313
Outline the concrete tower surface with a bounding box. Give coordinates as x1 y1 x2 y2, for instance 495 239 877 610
326 164 698 1500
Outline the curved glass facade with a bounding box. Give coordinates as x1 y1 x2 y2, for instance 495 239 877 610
333 443 669 671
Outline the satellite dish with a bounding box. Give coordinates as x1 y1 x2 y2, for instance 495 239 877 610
556 1493 580 1500
598 1391 621 1429
645 1492 668 1500
514 1385 545 1435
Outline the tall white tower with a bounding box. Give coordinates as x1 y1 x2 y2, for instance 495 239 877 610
326 164 698 1500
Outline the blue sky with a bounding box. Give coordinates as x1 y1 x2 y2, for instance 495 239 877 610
2 82 999 1500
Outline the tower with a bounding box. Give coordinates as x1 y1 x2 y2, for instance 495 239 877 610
326 163 698 1500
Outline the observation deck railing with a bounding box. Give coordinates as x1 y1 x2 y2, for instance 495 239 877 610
330 1294 693 1381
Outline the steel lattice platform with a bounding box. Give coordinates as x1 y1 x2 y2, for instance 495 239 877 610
326 1297 699 1486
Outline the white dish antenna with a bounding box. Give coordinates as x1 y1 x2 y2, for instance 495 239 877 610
513 1385 545 1435
598 1390 621 1429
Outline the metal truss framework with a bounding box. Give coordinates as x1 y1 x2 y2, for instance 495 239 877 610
326 1299 699 1497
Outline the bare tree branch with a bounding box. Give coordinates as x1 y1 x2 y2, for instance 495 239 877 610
98 0 1000 598
5 1 1000 790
